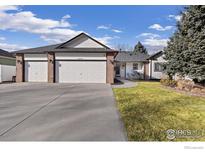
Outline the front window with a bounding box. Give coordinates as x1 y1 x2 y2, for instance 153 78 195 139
154 63 163 72
133 63 138 70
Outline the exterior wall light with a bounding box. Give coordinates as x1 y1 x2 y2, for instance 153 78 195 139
17 60 22 64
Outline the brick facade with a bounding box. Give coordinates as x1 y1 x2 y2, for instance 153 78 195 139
16 52 116 84
16 53 24 83
47 52 55 83
106 52 115 84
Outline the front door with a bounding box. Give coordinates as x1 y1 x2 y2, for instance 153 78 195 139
120 63 126 78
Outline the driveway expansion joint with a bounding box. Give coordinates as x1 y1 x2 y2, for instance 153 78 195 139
0 90 67 137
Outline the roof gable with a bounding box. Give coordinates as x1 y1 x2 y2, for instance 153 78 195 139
14 33 113 54
148 51 164 60
57 33 110 49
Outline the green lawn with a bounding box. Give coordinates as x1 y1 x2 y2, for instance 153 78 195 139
113 82 205 141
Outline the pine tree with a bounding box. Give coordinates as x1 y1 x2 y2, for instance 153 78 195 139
133 41 147 54
164 5 205 82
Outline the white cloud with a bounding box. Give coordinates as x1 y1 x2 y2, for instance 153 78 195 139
136 32 168 53
97 25 110 30
0 35 28 51
97 25 123 33
0 5 19 12
0 6 116 48
0 6 82 44
168 15 181 21
143 38 168 46
62 14 71 19
39 28 83 43
112 29 122 33
95 36 115 46
0 42 28 51
149 24 173 31
136 33 160 38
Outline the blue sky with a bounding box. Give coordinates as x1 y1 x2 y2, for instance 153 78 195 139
0 5 184 53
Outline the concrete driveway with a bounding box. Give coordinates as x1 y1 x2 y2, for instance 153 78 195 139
0 83 126 141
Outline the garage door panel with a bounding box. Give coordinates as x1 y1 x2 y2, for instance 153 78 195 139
25 61 48 82
55 61 106 83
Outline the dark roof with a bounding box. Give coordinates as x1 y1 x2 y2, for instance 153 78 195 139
0 49 15 58
148 51 163 60
14 33 113 54
115 51 149 62
14 44 61 54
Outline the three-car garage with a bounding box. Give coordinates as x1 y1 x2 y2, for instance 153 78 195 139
23 53 107 83
15 33 117 84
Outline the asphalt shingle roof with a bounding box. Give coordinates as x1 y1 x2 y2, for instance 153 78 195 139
148 51 163 60
14 44 61 54
115 51 149 62
13 33 114 54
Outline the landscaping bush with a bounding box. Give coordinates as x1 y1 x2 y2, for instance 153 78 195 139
177 79 194 91
160 79 177 87
177 79 205 94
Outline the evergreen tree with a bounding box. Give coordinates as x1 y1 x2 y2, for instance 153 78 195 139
164 6 205 82
133 41 147 54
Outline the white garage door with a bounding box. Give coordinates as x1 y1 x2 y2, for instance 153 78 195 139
55 61 106 83
25 61 48 82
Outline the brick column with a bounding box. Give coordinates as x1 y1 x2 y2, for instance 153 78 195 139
106 52 115 84
16 53 24 83
48 52 55 83
144 62 149 80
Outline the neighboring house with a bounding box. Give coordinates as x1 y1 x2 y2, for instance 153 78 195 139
115 51 150 80
148 51 166 79
14 33 117 84
0 49 16 83
115 50 166 80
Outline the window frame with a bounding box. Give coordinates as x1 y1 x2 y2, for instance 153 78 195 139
154 62 163 72
133 63 139 70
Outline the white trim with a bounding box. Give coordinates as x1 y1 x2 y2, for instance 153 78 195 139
55 53 106 60
24 54 47 61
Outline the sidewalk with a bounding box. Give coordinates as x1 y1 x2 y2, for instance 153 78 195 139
112 78 137 88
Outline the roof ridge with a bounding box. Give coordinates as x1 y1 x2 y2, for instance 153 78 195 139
56 32 111 49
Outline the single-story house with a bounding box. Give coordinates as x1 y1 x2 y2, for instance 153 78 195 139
0 49 16 83
148 51 166 79
115 50 166 80
115 51 150 80
14 33 117 84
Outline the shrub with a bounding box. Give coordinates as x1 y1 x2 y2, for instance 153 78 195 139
160 79 177 87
